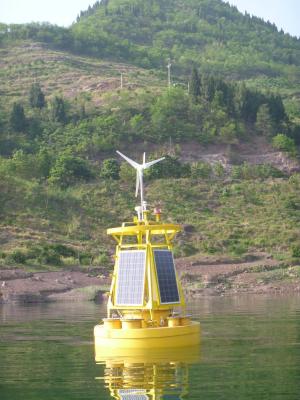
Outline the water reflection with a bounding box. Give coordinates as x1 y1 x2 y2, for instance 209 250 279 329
96 347 200 399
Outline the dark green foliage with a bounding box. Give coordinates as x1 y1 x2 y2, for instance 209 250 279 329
189 67 201 100
191 162 213 179
255 104 274 136
291 245 300 258
50 96 67 123
231 163 284 180
28 244 61 266
29 82 46 109
272 134 297 157
147 155 190 179
100 158 120 180
36 149 53 179
151 88 187 140
268 94 286 123
49 152 94 188
10 103 26 132
3 242 91 266
0 149 53 181
27 243 76 265
238 87 263 122
290 125 300 145
6 250 27 265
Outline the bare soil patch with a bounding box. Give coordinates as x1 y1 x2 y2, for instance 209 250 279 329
0 269 110 303
176 254 300 296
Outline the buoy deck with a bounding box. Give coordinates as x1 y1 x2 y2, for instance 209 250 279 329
94 321 200 349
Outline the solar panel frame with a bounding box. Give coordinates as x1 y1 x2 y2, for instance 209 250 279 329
154 249 180 305
115 250 146 306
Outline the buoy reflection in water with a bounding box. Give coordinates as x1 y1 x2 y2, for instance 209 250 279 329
95 346 200 399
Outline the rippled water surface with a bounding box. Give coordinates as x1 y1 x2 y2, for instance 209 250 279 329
1 295 300 399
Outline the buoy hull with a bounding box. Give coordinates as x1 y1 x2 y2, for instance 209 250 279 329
94 321 200 350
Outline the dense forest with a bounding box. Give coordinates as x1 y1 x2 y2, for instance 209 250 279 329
0 0 299 270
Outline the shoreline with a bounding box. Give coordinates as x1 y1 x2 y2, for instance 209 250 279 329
1 254 300 303
0 269 110 304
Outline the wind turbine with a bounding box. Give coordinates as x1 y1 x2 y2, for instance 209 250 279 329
116 151 165 215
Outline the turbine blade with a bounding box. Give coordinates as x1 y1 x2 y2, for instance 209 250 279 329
116 151 140 169
144 157 165 169
135 172 140 197
143 152 146 165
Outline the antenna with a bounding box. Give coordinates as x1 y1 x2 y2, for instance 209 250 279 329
116 151 165 219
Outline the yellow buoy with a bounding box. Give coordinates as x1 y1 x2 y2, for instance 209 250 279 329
94 151 200 352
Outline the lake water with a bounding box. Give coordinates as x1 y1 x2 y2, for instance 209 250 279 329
1 295 300 399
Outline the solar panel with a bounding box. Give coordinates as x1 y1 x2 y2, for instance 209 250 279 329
118 389 148 400
116 250 146 306
154 250 180 304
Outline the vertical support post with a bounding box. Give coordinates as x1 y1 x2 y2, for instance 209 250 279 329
167 60 172 88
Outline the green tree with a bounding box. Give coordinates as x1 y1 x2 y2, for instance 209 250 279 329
255 104 274 136
151 88 191 141
29 82 46 109
100 158 120 180
10 102 26 132
36 148 53 179
189 66 201 100
268 94 286 123
219 121 238 144
49 152 94 188
49 96 67 123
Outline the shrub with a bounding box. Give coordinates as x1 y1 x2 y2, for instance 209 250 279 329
100 158 120 180
147 155 190 179
191 162 213 179
213 162 225 178
6 250 27 264
231 163 283 180
272 134 297 157
49 152 94 188
27 243 76 266
291 245 300 258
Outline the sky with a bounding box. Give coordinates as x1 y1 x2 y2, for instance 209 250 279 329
0 0 299 37
228 0 299 37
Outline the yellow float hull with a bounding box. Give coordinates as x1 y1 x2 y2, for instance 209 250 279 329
94 321 200 351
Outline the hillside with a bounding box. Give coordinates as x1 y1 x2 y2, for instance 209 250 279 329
2 0 300 116
0 0 300 297
0 42 163 109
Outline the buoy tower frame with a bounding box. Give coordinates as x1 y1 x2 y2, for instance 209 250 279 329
106 207 185 323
